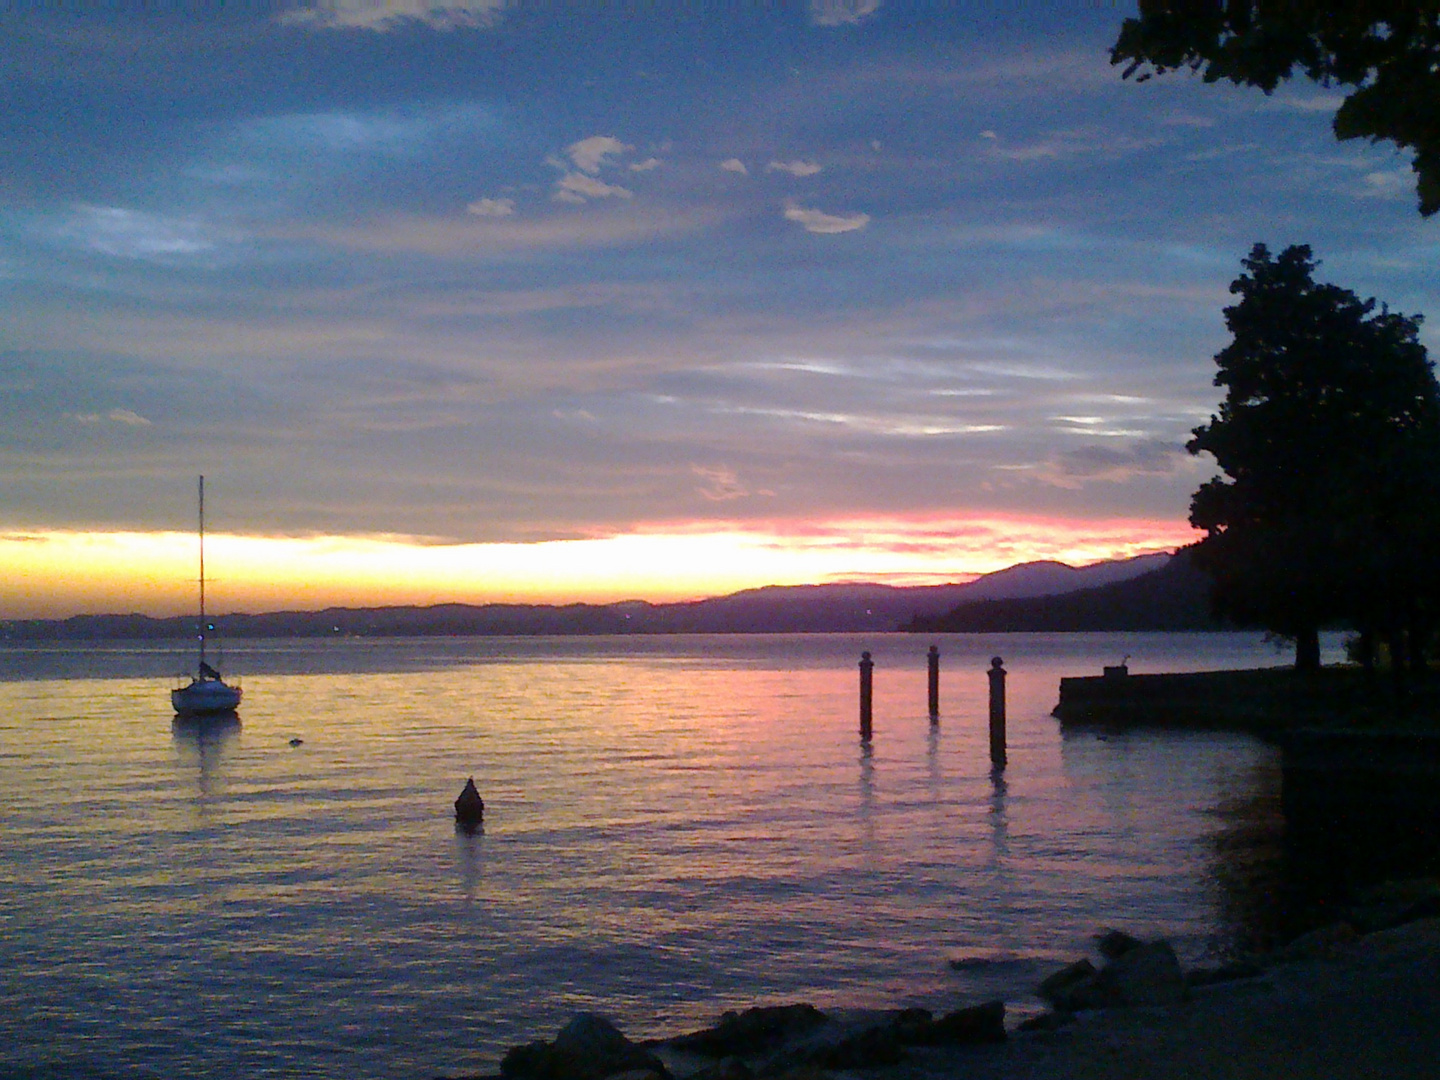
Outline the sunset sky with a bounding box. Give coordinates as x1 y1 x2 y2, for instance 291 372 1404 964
3 2 1435 618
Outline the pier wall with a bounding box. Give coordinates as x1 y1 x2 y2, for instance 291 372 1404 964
1053 667 1381 730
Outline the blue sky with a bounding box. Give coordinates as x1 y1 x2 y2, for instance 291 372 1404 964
2 2 1437 613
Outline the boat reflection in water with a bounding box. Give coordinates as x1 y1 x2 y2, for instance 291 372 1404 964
171 711 241 801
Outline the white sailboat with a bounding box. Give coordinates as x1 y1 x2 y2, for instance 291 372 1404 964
171 476 243 717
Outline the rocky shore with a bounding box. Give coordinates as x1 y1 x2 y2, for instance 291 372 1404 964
442 878 1440 1080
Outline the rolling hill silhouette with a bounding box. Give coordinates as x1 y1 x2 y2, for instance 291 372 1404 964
906 547 1220 633
2 553 1177 638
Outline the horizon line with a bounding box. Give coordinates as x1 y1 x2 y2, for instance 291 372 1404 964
3 548 1178 624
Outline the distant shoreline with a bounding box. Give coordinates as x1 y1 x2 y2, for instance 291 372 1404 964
4 554 1187 638
1 623 1247 643
6 552 1239 639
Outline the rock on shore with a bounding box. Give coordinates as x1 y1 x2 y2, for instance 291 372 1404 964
446 1000 1007 1080
1036 936 1186 1013
500 1013 669 1080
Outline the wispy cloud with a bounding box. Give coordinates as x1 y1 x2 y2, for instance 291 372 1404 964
985 126 1166 163
280 0 507 32
551 135 636 202
264 206 717 256
567 135 631 174
719 158 749 175
170 102 499 216
1270 92 1345 114
959 361 1085 382
71 409 153 427
554 173 633 203
782 201 869 234
692 465 756 501
467 197 516 217
990 141 1062 162
1163 112 1216 128
1033 438 1186 489
1361 168 1412 201
768 160 823 177
810 0 880 26
50 206 223 262
238 103 492 158
1184 142 1260 162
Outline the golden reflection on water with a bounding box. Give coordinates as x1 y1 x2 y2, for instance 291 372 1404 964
0 633 1310 1080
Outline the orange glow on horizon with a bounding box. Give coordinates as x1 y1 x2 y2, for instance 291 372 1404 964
1 514 1199 619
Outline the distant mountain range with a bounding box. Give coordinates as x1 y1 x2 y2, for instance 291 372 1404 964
1 551 1175 639
907 547 1224 633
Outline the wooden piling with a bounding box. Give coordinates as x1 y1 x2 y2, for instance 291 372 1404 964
987 656 1007 768
859 651 874 741
927 645 940 721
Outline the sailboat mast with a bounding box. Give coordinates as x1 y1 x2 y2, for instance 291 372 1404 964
198 475 206 668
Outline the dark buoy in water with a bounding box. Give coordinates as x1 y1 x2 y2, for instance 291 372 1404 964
289 737 304 747
455 776 485 830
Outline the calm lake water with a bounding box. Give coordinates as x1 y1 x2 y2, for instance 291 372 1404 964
0 631 1342 1080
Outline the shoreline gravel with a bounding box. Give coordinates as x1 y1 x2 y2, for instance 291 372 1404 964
881 916 1440 1080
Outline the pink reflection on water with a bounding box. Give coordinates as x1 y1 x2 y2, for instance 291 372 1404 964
0 631 1316 1079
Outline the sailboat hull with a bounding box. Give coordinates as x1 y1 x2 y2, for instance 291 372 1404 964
172 678 243 717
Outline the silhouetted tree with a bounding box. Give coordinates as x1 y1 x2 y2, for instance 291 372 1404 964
1112 3 1440 215
1188 243 1440 671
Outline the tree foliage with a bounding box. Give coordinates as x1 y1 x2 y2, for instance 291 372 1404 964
1112 3 1440 215
1188 243 1440 670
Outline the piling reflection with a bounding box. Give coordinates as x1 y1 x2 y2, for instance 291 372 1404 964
988 767 1009 864
857 738 876 856
926 721 942 793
